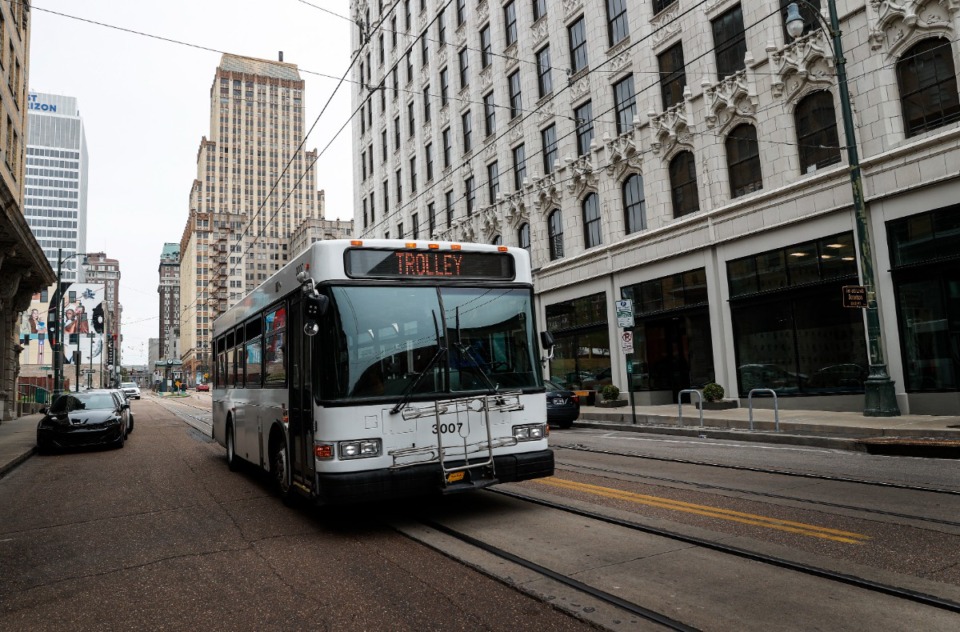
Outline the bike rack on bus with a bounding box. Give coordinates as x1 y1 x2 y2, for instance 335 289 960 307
676 389 703 428
748 388 780 432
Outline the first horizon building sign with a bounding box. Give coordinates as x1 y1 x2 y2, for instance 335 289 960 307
28 93 57 112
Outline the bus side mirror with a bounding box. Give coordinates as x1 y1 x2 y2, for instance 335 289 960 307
540 331 555 364
304 295 328 337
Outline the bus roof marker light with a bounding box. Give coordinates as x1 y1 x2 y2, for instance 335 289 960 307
405 242 417 248
428 243 440 249
350 240 363 246
497 246 508 252
451 244 462 251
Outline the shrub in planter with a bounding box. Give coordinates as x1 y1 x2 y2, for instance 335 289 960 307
600 384 620 401
702 383 724 402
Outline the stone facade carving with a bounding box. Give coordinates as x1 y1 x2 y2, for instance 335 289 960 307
531 17 550 46
604 130 644 181
566 155 599 200
868 0 958 56
531 172 563 214
649 86 695 156
563 0 584 21
652 4 682 47
769 30 836 102
702 60 759 131
481 65 493 91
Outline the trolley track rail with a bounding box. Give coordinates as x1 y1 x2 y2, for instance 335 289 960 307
486 487 960 616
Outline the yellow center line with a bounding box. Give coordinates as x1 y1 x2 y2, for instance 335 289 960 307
534 477 871 544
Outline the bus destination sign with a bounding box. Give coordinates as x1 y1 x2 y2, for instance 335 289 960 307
346 248 515 280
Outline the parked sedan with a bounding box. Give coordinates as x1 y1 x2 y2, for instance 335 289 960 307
37 390 131 452
195 383 210 392
545 380 580 429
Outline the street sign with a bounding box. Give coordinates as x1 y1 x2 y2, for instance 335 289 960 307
616 299 634 328
620 331 634 354
842 285 868 308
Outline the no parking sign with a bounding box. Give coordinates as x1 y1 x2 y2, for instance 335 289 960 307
620 331 634 354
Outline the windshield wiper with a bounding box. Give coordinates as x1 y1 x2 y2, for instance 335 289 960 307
391 311 446 415
453 307 499 394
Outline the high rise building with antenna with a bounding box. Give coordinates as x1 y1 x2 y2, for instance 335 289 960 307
177 53 326 383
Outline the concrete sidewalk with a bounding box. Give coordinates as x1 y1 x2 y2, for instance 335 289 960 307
575 403 960 456
0 412 42 479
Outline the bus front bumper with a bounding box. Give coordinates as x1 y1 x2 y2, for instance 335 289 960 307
312 449 554 505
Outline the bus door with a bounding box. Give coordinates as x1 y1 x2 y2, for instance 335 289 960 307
288 294 316 492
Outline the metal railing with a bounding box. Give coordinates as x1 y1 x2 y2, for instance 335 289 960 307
677 389 704 428
748 388 780 432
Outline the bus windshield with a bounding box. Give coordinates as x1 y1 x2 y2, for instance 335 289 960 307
318 285 541 401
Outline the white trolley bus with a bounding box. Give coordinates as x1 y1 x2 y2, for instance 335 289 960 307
211 239 555 504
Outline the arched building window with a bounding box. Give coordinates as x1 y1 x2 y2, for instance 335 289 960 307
623 174 646 234
582 193 601 249
548 210 564 260
726 123 762 197
517 222 531 253
897 38 960 137
491 234 502 245
795 91 841 173
669 151 699 218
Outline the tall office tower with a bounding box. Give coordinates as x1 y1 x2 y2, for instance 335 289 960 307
24 92 89 282
158 243 180 362
351 1 960 415
178 53 325 382
84 252 121 385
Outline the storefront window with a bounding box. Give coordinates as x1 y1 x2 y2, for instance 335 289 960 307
728 234 866 396
545 293 610 395
888 206 960 392
622 268 713 398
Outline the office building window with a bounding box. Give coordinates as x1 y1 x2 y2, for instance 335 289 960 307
574 101 594 155
445 189 454 227
606 0 629 46
613 74 637 135
442 127 452 167
712 5 747 80
541 124 557 173
465 176 476 215
425 142 434 181
582 192 601 249
505 2 518 46
548 210 564 260
897 38 960 137
795 91 841 173
518 222 531 253
440 67 449 106
484 92 496 136
727 124 762 197
513 144 527 190
623 173 646 234
480 24 492 68
536 46 553 98
459 48 469 90
487 161 500 204
508 71 522 119
533 0 547 22
462 110 473 152
670 151 699 217
658 42 686 110
568 16 588 74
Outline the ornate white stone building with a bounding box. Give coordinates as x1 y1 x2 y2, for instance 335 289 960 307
351 0 960 414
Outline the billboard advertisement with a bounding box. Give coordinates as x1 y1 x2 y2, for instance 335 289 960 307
19 284 107 374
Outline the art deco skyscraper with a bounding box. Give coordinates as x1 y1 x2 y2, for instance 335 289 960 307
178 53 325 382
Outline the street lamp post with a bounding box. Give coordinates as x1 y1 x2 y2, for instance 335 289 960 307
785 3 899 416
52 248 88 399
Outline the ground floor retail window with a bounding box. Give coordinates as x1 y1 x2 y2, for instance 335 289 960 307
545 292 610 394
888 206 960 392
730 283 867 397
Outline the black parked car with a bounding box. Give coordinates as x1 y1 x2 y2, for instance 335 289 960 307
545 380 580 429
37 390 132 453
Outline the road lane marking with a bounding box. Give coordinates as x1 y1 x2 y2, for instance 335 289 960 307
589 433 839 454
535 477 871 544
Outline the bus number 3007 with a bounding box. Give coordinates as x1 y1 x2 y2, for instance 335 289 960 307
432 422 464 434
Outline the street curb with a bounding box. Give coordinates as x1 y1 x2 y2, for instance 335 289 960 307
0 446 36 480
571 420 864 451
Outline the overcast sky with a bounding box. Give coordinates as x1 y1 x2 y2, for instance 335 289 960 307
29 0 355 365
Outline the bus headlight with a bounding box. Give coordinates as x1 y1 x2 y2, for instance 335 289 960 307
512 424 546 442
339 439 382 460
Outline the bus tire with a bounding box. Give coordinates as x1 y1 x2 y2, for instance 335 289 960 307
226 422 240 472
270 433 294 505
